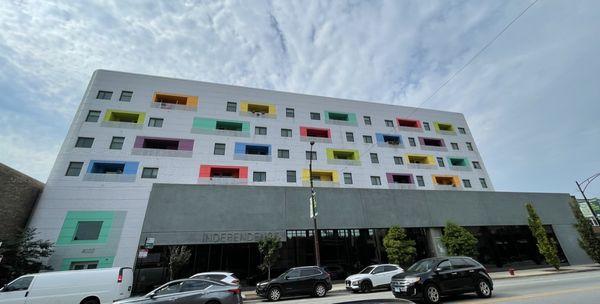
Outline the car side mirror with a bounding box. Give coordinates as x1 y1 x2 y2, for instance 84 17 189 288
435 267 443 273
285 276 290 280
148 292 156 299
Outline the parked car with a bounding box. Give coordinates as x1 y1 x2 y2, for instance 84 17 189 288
190 272 240 285
0 267 132 304
391 257 493 304
322 265 348 280
255 266 332 301
345 264 404 293
115 278 242 304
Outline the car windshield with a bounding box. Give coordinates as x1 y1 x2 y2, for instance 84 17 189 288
359 266 375 274
407 259 436 273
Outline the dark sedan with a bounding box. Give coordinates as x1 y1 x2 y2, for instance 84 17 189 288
115 278 242 304
391 257 493 304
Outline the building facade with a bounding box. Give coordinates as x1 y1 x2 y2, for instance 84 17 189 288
0 163 44 241
26 70 590 284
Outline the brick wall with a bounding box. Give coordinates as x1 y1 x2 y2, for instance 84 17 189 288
0 163 44 241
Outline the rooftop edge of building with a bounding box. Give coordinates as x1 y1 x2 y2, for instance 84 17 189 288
91 68 467 119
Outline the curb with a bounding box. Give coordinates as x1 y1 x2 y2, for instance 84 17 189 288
491 267 600 280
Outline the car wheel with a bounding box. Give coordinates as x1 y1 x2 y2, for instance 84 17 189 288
314 283 327 297
268 287 281 301
424 284 441 304
476 279 492 298
360 281 372 293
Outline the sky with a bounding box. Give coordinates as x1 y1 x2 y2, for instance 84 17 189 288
0 0 599 198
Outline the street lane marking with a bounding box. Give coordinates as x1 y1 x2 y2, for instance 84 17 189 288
463 285 600 303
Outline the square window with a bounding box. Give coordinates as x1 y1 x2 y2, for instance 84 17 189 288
253 171 266 182
409 137 416 147
370 176 382 186
463 179 472 188
278 149 290 159
451 142 459 150
458 127 466 134
370 153 379 164
363 135 373 144
281 128 292 137
73 221 103 241
346 132 354 142
109 137 125 150
286 108 295 118
466 142 474 151
472 161 482 169
480 178 488 188
96 90 112 100
306 151 317 160
255 126 267 135
385 120 394 127
148 117 164 127
363 116 372 125
85 110 101 122
423 122 430 131
65 162 84 176
214 143 226 155
310 112 321 120
437 157 445 167
141 167 159 179
344 172 353 184
286 170 296 183
416 175 425 187
75 137 94 148
119 91 133 102
226 102 237 112
394 156 403 165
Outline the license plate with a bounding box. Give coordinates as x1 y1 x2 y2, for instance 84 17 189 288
394 287 407 292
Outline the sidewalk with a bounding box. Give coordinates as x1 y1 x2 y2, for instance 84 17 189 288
242 264 599 301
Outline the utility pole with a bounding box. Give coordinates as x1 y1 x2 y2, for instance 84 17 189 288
309 141 321 267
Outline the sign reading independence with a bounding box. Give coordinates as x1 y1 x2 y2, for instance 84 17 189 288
145 230 286 245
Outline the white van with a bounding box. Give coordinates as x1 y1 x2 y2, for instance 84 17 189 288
0 267 133 304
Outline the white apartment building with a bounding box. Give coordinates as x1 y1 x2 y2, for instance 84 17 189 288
28 69 493 271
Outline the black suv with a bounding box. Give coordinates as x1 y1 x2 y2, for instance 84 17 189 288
256 266 332 301
391 257 493 304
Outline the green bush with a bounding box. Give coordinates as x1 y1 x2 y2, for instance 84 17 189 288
383 226 416 268
441 222 478 257
526 203 560 270
570 201 600 263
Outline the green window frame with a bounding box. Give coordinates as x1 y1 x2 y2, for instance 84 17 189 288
57 211 114 245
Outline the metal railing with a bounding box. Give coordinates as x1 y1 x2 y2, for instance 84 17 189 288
389 183 416 190
233 154 272 162
83 173 136 182
100 121 143 129
131 148 193 158
151 102 196 111
197 177 248 185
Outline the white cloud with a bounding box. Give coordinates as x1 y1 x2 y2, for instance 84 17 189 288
0 0 599 197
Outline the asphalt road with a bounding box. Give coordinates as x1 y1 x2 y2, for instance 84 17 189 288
246 270 600 304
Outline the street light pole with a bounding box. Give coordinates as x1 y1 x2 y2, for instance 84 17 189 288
309 141 321 267
576 173 600 221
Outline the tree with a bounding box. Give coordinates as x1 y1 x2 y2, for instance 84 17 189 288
383 226 416 268
258 235 281 280
441 222 478 257
570 201 600 263
526 203 561 270
168 245 191 280
0 228 54 284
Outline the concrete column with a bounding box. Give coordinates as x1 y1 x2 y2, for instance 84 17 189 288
427 227 447 257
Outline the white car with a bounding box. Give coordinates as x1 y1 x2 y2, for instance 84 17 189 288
345 264 404 293
0 267 132 304
190 272 240 285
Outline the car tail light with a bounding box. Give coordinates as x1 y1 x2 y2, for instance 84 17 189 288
227 288 241 294
232 279 240 284
118 274 123 283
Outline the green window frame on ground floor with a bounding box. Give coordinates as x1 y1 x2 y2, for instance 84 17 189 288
60 256 115 271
